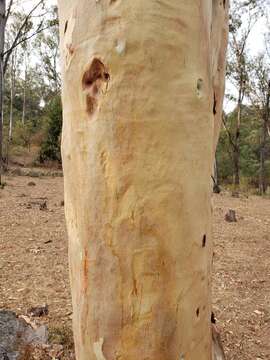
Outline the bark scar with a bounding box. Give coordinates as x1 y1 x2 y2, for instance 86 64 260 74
82 58 110 115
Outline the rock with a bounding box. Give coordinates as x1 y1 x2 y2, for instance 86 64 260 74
0 345 9 360
0 310 48 360
225 209 237 222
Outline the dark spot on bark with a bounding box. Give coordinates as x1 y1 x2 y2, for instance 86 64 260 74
86 95 97 115
197 78 203 91
223 0 226 8
213 93 217 115
64 20 68 34
202 234 206 247
196 307 200 317
104 72 110 81
196 78 203 98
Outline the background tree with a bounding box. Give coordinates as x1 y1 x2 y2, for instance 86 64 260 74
0 1 61 175
226 3 257 188
247 54 270 194
39 95 62 163
0 0 51 184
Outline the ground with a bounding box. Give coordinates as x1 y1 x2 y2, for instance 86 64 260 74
0 173 269 359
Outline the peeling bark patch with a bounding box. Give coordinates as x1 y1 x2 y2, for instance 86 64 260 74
93 338 107 360
86 95 97 115
82 58 110 116
82 58 109 89
115 40 126 55
202 234 206 247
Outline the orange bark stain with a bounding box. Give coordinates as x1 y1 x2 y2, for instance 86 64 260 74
82 248 89 294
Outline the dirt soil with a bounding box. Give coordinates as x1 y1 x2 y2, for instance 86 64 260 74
0 174 269 359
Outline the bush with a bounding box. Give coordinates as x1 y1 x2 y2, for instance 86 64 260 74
39 95 62 163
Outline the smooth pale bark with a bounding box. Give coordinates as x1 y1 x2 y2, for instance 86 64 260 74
58 1 228 359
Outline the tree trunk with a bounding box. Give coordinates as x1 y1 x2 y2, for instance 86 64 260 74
58 1 229 359
0 0 5 185
6 51 15 166
233 144 240 186
22 51 27 125
233 99 241 188
8 56 14 142
260 80 270 195
259 121 267 195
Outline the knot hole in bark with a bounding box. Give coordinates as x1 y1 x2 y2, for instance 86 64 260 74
196 78 203 98
82 58 110 115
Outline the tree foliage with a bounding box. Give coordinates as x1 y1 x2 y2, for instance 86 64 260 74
39 96 62 163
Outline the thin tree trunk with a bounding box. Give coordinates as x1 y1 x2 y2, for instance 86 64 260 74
260 79 270 194
233 95 242 188
22 51 27 125
6 50 15 166
0 0 5 185
259 121 267 194
58 1 229 359
233 145 240 186
8 51 15 141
